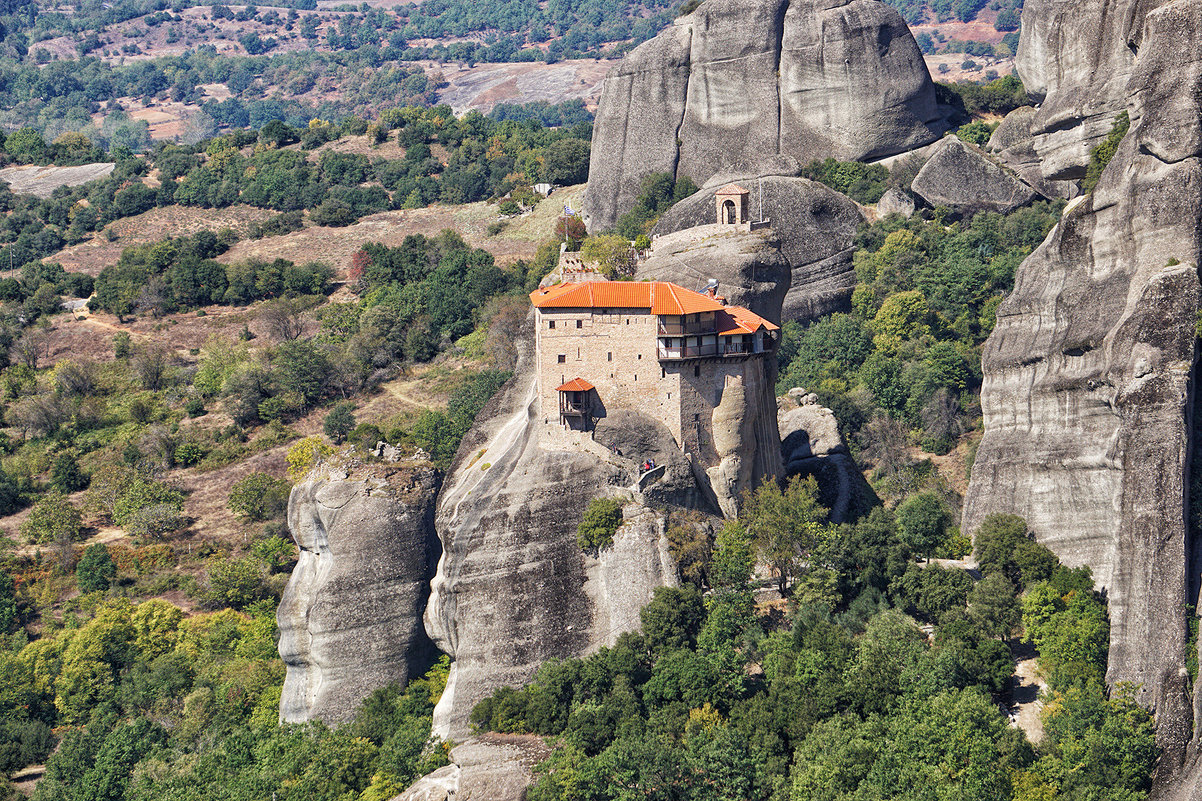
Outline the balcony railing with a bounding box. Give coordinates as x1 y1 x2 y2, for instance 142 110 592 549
657 342 760 360
658 322 716 336
658 344 717 359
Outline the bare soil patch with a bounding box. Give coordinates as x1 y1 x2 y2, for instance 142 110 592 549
924 53 1016 84
219 186 585 275
435 59 614 114
0 163 115 199
47 204 277 276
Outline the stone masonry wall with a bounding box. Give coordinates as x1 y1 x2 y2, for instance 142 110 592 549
535 306 773 470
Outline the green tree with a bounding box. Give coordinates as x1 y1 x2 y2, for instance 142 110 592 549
968 572 1021 640
51 451 89 493
742 476 831 594
872 290 931 351
0 569 16 633
227 473 290 522
577 496 623 551
640 585 705 656
76 544 117 593
21 491 83 545
323 401 356 444
895 492 949 560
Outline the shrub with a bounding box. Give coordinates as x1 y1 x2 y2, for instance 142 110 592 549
174 441 206 467
184 396 206 417
323 402 356 444
21 492 83 545
228 473 291 521
286 436 336 480
577 496 623 551
799 158 889 204
207 555 264 610
51 452 89 493
1083 112 1130 192
76 543 117 592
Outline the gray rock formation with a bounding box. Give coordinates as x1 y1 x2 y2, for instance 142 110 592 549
911 136 1040 215
778 389 859 523
392 735 551 801
278 461 439 726
638 225 793 322
989 0 1175 194
583 0 944 232
964 0 1202 781
647 176 864 323
706 357 784 517
876 187 916 219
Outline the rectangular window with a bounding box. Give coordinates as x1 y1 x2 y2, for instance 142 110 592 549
558 354 566 363
661 368 666 378
576 320 583 328
549 320 555 329
634 374 637 382
608 353 613 361
694 365 700 377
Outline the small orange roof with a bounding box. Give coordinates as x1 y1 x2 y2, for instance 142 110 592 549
530 281 726 316
556 378 595 392
715 184 750 195
716 306 780 336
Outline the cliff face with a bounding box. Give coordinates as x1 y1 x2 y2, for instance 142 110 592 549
648 177 865 323
964 0 1202 779
582 0 943 232
991 0 1174 193
277 462 439 726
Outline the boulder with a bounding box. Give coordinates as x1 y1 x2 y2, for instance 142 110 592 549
392 735 551 801
277 461 439 726
583 0 944 232
963 0 1202 780
647 176 864 323
876 187 916 219
910 136 1039 215
638 225 792 323
778 389 859 523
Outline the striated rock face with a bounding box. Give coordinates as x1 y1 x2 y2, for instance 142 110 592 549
583 0 943 232
278 462 439 726
910 136 1040 215
648 176 865 323
992 0 1175 192
707 361 782 517
964 0 1202 780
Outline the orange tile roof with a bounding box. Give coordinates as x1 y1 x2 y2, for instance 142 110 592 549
530 281 726 315
716 306 780 336
556 378 595 392
715 183 749 195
